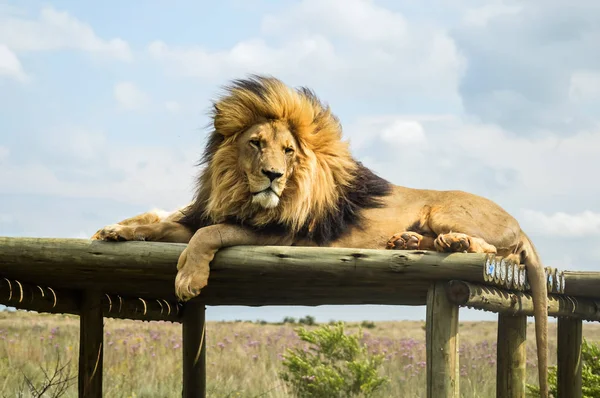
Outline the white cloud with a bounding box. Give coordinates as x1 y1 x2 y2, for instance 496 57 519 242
148 0 464 104
261 0 409 43
341 114 600 216
0 6 132 61
113 82 149 110
452 1 600 132
147 36 341 81
569 70 600 102
44 128 106 161
0 44 28 81
463 4 522 27
164 101 181 113
380 120 427 146
0 146 9 161
521 210 600 237
0 144 197 211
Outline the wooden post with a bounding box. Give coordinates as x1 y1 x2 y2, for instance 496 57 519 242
426 282 459 398
557 317 582 398
78 290 103 398
183 300 206 398
496 314 527 398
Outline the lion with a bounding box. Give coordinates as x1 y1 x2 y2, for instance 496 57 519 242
91 75 549 397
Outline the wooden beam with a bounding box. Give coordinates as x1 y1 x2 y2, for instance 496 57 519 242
426 282 459 398
0 277 182 322
496 314 527 398
0 237 524 306
557 317 582 398
560 271 600 297
183 301 206 398
446 280 600 321
78 290 103 398
1 237 600 305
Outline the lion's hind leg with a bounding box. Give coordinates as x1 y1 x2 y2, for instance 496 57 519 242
434 232 497 254
91 208 191 243
386 231 435 250
91 210 165 241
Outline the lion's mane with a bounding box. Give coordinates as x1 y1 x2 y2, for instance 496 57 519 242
178 75 391 244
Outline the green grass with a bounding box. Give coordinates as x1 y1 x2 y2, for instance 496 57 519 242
1 311 599 397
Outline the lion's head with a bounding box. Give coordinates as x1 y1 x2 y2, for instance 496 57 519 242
180 75 390 243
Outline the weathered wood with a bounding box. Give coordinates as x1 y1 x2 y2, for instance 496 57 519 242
0 277 81 315
557 317 582 398
2 237 600 305
183 301 206 398
79 290 103 398
0 277 182 322
0 237 490 305
560 271 600 297
446 280 600 321
496 314 527 398
426 282 459 398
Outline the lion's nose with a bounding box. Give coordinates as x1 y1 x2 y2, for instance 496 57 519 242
262 169 283 182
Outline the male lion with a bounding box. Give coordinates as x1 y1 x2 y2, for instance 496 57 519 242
92 75 549 396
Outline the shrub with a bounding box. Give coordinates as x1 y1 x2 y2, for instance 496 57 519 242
280 322 389 397
527 339 600 398
361 321 376 329
283 317 297 324
298 315 316 326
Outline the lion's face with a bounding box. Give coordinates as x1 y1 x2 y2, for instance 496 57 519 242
236 120 298 210
199 75 358 230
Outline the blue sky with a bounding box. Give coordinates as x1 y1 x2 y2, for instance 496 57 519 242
1 0 600 322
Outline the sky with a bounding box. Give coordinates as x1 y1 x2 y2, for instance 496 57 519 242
1 0 600 323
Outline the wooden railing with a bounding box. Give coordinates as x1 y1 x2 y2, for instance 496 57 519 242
1 237 598 398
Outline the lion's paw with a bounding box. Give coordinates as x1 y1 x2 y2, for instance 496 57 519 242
434 232 471 253
386 231 424 250
91 224 135 241
174 247 211 302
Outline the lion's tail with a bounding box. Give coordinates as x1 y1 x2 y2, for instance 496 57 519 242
519 231 549 398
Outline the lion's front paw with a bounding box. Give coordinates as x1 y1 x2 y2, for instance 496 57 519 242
91 224 135 241
386 231 424 250
174 247 211 302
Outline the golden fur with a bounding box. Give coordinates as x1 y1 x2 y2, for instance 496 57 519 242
199 77 358 232
91 75 549 397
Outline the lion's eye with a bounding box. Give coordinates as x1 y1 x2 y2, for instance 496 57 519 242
285 147 295 154
249 139 261 148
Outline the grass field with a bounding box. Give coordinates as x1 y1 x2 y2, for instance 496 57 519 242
1 311 599 397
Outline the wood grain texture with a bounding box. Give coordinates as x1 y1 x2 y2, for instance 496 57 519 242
446 280 600 321
1 237 599 305
496 314 527 398
183 301 206 398
78 290 103 398
557 317 582 398
0 278 182 322
426 282 459 398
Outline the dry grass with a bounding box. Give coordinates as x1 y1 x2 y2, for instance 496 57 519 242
1 310 599 397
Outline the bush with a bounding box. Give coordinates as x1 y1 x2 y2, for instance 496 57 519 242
527 339 600 398
280 322 389 398
298 315 316 326
361 321 376 329
283 317 297 324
